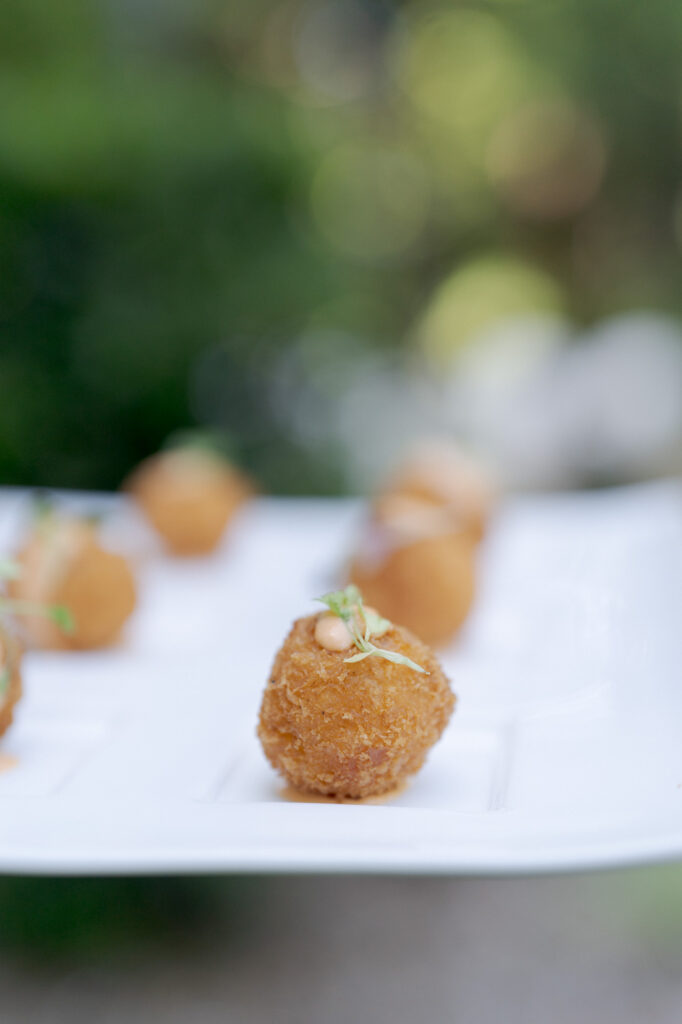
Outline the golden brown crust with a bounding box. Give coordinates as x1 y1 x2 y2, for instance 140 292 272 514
0 645 22 740
127 451 253 555
258 614 455 799
349 531 476 648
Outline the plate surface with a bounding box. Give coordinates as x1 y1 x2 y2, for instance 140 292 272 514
0 483 681 875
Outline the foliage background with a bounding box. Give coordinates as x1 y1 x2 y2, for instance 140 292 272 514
1 0 680 493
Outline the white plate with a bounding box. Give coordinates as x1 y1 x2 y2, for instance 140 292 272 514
0 483 680 875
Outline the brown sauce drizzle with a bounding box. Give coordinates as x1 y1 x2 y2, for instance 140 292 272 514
279 779 409 805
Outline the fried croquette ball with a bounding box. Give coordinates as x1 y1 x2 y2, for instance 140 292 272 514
258 593 455 799
126 446 253 556
382 440 496 542
0 634 22 739
9 516 136 650
348 497 476 647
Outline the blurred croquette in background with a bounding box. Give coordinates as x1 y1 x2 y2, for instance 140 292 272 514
0 0 680 497
1 1 682 1020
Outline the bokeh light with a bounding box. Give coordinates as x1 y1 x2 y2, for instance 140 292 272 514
416 255 565 364
292 0 388 104
310 142 430 262
393 9 547 161
486 99 607 220
0 0 679 496
565 313 682 476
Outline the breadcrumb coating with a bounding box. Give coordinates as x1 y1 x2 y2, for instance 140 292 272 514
258 613 455 799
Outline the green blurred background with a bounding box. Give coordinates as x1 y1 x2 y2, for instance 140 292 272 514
1 0 680 495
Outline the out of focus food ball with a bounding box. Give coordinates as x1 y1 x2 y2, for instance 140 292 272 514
349 496 477 648
9 514 136 650
127 445 253 556
380 440 496 542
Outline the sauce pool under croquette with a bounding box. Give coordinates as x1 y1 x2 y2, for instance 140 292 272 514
258 586 455 800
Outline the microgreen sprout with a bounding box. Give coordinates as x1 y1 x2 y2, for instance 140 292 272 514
317 585 427 674
163 428 236 464
0 598 74 633
0 549 74 705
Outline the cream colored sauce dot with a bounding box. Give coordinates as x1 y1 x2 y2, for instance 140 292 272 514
314 614 354 652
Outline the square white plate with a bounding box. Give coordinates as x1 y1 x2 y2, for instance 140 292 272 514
0 482 680 875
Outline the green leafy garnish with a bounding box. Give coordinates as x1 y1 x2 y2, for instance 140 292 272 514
0 598 74 634
0 598 75 634
0 546 76 677
317 585 427 674
48 605 75 633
